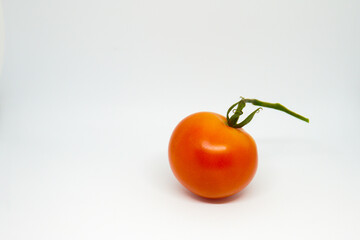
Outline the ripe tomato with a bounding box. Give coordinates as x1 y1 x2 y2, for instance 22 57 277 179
168 112 257 199
168 98 308 199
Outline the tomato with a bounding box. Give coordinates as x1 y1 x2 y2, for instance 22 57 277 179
168 112 258 199
168 98 308 199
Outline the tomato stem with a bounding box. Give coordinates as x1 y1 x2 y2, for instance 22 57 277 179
226 97 309 128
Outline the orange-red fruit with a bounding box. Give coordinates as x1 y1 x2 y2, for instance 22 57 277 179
168 112 258 199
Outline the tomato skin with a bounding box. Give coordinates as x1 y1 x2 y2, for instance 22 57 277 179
168 112 258 199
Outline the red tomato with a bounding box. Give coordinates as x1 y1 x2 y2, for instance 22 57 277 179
168 112 257 199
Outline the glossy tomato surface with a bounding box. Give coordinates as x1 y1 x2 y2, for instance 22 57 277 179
168 112 258 199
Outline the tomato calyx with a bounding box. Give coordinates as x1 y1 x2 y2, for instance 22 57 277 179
226 97 309 128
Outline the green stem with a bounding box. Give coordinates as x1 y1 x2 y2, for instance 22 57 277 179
226 97 309 128
244 99 309 123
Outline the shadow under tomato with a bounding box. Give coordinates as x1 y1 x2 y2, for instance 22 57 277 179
179 186 250 204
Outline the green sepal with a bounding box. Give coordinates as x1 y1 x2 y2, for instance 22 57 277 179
232 107 262 128
227 99 246 127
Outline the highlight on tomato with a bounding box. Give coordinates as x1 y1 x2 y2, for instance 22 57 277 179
168 97 309 199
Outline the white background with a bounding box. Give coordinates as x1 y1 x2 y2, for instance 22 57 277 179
1 0 359 239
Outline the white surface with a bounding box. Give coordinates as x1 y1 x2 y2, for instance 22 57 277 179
1 0 360 239
0 1 3 73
